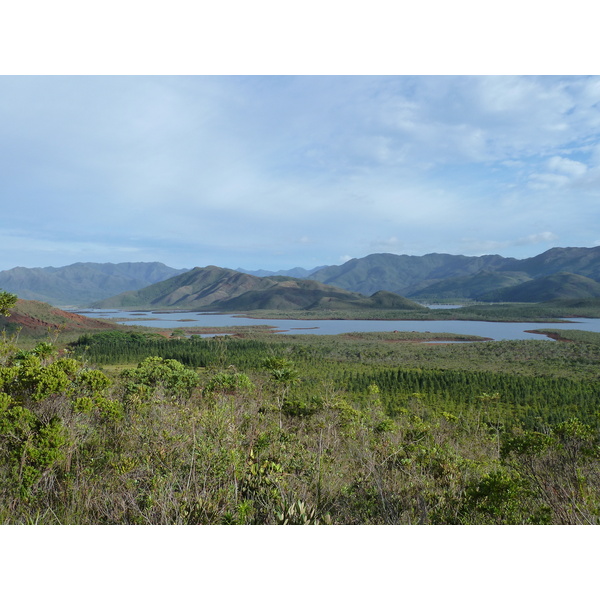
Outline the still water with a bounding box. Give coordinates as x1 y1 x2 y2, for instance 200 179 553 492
73 309 600 342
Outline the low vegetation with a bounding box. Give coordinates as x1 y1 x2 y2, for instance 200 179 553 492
223 298 600 321
2 293 600 523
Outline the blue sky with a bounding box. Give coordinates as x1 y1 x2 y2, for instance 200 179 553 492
2 74 600 272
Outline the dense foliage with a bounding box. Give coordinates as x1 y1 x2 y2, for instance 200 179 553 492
0 325 599 524
0 290 17 317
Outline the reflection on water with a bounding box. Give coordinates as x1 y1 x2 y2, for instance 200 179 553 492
72 309 600 342
426 304 464 310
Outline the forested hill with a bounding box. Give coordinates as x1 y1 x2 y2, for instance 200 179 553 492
307 246 600 302
92 266 424 311
0 262 189 306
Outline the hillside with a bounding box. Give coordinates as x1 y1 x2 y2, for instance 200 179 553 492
0 262 188 306
92 266 423 312
210 280 423 311
509 246 600 279
0 298 117 339
92 266 276 309
309 252 516 296
411 270 533 300
479 272 600 302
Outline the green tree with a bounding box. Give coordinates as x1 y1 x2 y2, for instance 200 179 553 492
263 357 300 429
0 290 17 317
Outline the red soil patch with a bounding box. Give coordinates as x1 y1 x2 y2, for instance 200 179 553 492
2 300 116 334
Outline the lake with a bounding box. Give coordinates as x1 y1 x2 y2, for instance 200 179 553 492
72 309 600 341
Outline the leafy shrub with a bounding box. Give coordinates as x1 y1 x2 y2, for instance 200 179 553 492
203 371 254 397
0 404 67 495
460 470 551 524
121 356 200 402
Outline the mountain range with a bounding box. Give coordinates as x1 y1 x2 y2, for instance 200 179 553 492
307 246 600 302
3 246 600 308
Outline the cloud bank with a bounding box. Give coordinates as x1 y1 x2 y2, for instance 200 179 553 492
1 75 600 271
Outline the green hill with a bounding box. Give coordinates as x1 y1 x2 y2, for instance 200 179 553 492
479 272 600 302
92 266 277 309
211 280 423 311
93 266 423 312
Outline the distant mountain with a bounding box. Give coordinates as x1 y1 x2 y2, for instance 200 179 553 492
0 298 117 338
479 272 600 302
307 246 600 302
92 266 424 312
309 253 515 296
235 266 328 278
0 262 189 306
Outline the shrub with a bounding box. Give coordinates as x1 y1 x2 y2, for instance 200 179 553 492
121 356 200 402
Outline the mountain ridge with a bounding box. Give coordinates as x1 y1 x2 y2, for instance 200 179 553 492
308 252 516 296
92 266 424 312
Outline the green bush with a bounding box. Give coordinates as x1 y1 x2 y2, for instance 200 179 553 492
203 371 254 397
121 356 200 402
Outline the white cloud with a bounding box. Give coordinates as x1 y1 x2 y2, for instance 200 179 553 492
516 232 559 245
527 156 589 191
366 76 600 167
461 232 559 255
547 156 587 177
528 173 571 189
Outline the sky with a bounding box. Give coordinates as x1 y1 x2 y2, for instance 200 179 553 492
2 1 597 588
2 74 600 273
